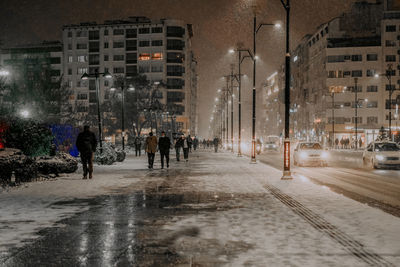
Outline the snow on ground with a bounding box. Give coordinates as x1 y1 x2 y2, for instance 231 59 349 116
0 155 151 253
162 151 400 266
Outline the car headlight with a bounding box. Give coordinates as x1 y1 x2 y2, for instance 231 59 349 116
375 154 384 161
299 151 308 159
321 151 329 159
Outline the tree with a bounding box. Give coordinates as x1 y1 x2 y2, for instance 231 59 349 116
0 62 71 124
103 74 166 137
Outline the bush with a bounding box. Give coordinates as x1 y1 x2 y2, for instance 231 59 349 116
94 142 117 165
3 117 53 157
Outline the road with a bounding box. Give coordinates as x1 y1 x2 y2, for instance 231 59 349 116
255 150 400 217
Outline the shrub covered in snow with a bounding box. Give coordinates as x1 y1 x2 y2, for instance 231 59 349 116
4 117 53 157
94 142 117 165
115 148 126 162
36 152 78 175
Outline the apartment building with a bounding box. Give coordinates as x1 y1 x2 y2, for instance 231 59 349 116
62 17 197 134
288 0 400 146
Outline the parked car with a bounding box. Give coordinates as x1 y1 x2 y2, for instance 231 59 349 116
363 142 400 169
293 142 329 167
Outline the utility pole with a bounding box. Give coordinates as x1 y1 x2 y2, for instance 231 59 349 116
354 77 358 150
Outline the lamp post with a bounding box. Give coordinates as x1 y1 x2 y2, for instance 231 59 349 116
230 48 253 156
280 0 292 179
329 91 335 148
81 69 112 153
250 8 281 163
110 83 135 151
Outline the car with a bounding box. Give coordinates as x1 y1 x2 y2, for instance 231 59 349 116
293 142 329 167
363 142 400 169
264 141 279 151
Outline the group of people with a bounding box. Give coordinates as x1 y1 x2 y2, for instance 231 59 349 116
334 137 363 149
75 125 222 178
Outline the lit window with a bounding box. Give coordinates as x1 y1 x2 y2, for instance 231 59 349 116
152 53 163 60
68 56 73 63
139 53 151 60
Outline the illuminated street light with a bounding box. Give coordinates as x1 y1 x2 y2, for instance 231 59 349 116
229 49 235 54
20 110 29 118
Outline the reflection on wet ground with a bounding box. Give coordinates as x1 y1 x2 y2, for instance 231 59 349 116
1 187 261 266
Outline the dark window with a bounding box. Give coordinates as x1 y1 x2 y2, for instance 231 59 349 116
386 84 396 91
126 40 137 51
386 25 396 32
386 55 396 62
89 67 99 75
126 29 137 38
126 66 137 76
348 85 362 92
327 55 344 63
113 54 124 61
89 54 100 65
68 31 72 37
351 70 362 77
104 55 109 61
126 53 137 64
167 26 185 37
113 67 124 74
138 65 150 73
367 54 378 61
89 79 96 91
113 41 124 48
152 40 163 46
351 55 362 61
113 29 124 35
139 40 150 47
104 29 108 36
366 69 376 77
68 68 72 75
104 42 109 48
89 92 97 103
367 85 378 92
76 43 87 50
89 30 99 40
167 52 184 63
152 27 163 33
167 39 184 50
89 42 99 52
167 78 184 89
386 99 397 109
167 91 185 102
386 69 396 76
68 44 72 50
167 65 184 76
50 57 61 64
151 65 163 72
50 70 61 76
139 28 150 34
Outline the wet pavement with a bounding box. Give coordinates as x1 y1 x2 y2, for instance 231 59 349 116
1 151 399 266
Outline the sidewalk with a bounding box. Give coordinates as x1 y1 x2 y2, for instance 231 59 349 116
1 150 399 266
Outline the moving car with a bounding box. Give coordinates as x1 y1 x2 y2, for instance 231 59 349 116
264 141 279 151
363 142 400 169
293 142 329 167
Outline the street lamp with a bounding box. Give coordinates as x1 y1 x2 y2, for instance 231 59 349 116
20 109 29 118
280 0 292 180
110 83 135 151
81 69 112 153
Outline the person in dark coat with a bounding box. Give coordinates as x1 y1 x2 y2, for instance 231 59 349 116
158 131 171 169
134 136 142 156
76 125 97 179
175 135 184 161
182 135 190 161
213 137 219 153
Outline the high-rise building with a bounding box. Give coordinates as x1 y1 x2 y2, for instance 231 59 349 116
62 17 197 134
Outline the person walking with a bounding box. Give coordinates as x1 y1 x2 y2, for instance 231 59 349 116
213 137 219 153
134 135 142 156
182 135 190 162
158 131 171 169
76 125 97 179
175 135 183 161
187 135 193 152
193 136 199 151
145 132 157 169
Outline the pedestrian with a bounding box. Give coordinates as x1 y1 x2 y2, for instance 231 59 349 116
335 138 339 149
145 132 157 169
158 131 171 169
76 125 97 179
213 137 219 153
175 135 183 161
187 135 193 152
182 135 190 161
358 138 362 149
134 135 142 156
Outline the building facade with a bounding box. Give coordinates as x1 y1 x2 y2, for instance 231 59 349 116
62 17 196 133
288 0 400 146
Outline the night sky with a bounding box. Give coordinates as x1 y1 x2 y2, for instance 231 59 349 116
0 0 356 137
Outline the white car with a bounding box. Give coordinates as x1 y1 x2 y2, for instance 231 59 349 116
363 142 400 169
293 142 329 167
264 141 279 151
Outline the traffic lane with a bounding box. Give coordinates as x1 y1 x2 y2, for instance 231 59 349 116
257 152 400 216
